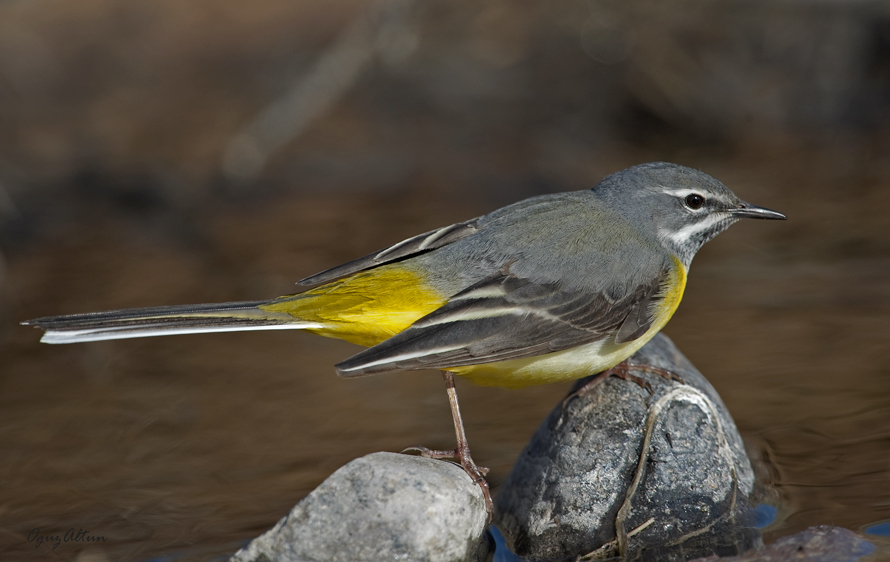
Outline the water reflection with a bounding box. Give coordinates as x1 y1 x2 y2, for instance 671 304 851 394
2 0 890 560
3 176 889 561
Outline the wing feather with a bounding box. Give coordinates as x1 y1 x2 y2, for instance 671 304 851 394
297 219 479 286
336 268 669 376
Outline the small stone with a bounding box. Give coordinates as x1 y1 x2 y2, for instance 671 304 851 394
495 333 759 561
230 452 490 562
690 525 875 561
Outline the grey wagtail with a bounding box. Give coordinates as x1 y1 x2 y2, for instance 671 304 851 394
23 162 785 512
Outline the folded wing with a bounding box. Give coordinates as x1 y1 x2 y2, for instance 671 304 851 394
297 219 480 286
335 267 669 376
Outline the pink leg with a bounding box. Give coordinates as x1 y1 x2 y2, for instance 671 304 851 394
403 371 493 516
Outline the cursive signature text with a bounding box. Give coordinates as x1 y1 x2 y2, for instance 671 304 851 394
27 528 107 549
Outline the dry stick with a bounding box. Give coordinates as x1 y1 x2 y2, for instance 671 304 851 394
664 469 739 548
614 384 739 558
578 518 655 561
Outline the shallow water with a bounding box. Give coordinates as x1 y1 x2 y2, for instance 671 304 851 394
2 151 890 561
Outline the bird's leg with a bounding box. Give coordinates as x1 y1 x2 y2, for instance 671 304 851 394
402 371 493 516
566 359 684 402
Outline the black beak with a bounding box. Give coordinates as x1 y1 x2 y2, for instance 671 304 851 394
730 202 786 220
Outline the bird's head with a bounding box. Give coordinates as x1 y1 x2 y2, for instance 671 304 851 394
592 162 786 266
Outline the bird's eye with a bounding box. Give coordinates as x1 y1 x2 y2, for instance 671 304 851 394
685 193 705 210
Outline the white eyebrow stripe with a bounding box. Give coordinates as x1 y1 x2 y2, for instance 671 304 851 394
657 186 703 198
656 185 734 206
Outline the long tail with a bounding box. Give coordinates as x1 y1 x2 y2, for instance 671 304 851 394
22 300 322 344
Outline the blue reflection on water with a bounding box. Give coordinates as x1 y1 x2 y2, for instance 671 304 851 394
864 521 890 536
491 525 527 562
753 504 778 528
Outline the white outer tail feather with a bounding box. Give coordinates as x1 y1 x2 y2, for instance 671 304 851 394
39 322 324 344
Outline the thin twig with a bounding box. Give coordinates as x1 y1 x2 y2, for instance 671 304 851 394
614 383 738 558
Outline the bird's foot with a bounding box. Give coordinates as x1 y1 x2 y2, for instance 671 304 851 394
565 360 685 404
624 361 685 385
402 445 493 517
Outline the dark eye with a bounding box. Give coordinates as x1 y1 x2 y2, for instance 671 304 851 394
685 193 705 210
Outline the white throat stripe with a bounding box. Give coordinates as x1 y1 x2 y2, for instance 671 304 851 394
660 213 726 246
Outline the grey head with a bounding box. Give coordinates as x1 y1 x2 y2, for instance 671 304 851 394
591 162 785 266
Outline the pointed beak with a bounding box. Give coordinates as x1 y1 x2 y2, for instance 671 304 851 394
730 202 786 220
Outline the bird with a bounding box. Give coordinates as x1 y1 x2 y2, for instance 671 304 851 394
23 162 785 513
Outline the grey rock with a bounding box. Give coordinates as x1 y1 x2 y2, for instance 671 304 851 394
691 526 875 562
495 333 759 561
230 452 490 562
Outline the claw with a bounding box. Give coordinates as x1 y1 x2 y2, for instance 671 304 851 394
564 359 684 406
402 446 457 459
625 362 686 385
401 371 494 520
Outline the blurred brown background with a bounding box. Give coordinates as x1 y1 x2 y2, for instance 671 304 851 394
2 0 890 560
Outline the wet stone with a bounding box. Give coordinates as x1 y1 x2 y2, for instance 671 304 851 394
691 525 875 562
495 333 760 561
230 452 490 562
